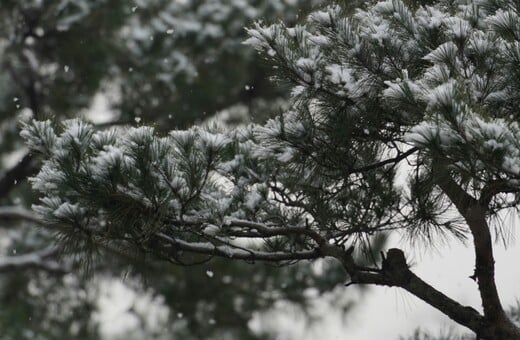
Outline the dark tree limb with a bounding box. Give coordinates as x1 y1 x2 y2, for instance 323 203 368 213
432 162 477 212
0 153 38 199
0 247 66 274
321 245 519 339
479 180 517 206
432 165 517 337
155 232 321 262
156 218 519 338
225 219 326 246
0 206 45 225
9 206 520 337
349 146 419 173
462 206 508 323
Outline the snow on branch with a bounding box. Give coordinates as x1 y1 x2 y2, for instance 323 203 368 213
0 206 47 225
156 233 320 263
17 1 520 337
0 247 65 274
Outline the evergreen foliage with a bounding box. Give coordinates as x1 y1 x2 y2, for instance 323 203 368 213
1 1 352 339
19 0 520 338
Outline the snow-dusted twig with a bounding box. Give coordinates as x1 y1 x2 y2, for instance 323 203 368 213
156 232 320 262
0 247 66 274
0 206 46 225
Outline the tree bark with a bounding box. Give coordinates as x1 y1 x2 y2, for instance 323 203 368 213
0 153 38 199
431 165 520 338
321 245 520 339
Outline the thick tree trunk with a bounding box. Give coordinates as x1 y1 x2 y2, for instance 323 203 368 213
324 245 520 339
464 206 520 339
429 165 520 338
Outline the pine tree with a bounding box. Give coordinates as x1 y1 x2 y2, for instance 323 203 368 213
1 1 340 338
21 0 520 338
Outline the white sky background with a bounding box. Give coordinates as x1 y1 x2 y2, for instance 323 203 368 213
327 236 520 339
249 233 520 340
86 98 520 340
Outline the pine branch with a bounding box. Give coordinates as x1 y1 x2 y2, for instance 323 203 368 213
479 180 518 206
0 206 46 225
225 219 326 246
433 165 510 327
432 163 477 213
349 146 418 173
0 247 66 274
155 232 321 262
321 245 517 339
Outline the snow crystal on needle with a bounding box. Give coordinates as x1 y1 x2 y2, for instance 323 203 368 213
203 224 220 236
309 34 329 46
245 190 263 211
53 202 85 220
310 10 333 26
243 24 276 50
444 17 471 39
20 120 57 154
90 145 125 179
30 164 65 192
326 64 354 87
199 130 230 151
423 42 458 64
416 6 446 29
296 57 317 71
425 80 457 108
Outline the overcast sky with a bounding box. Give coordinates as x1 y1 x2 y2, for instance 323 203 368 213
312 232 520 339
